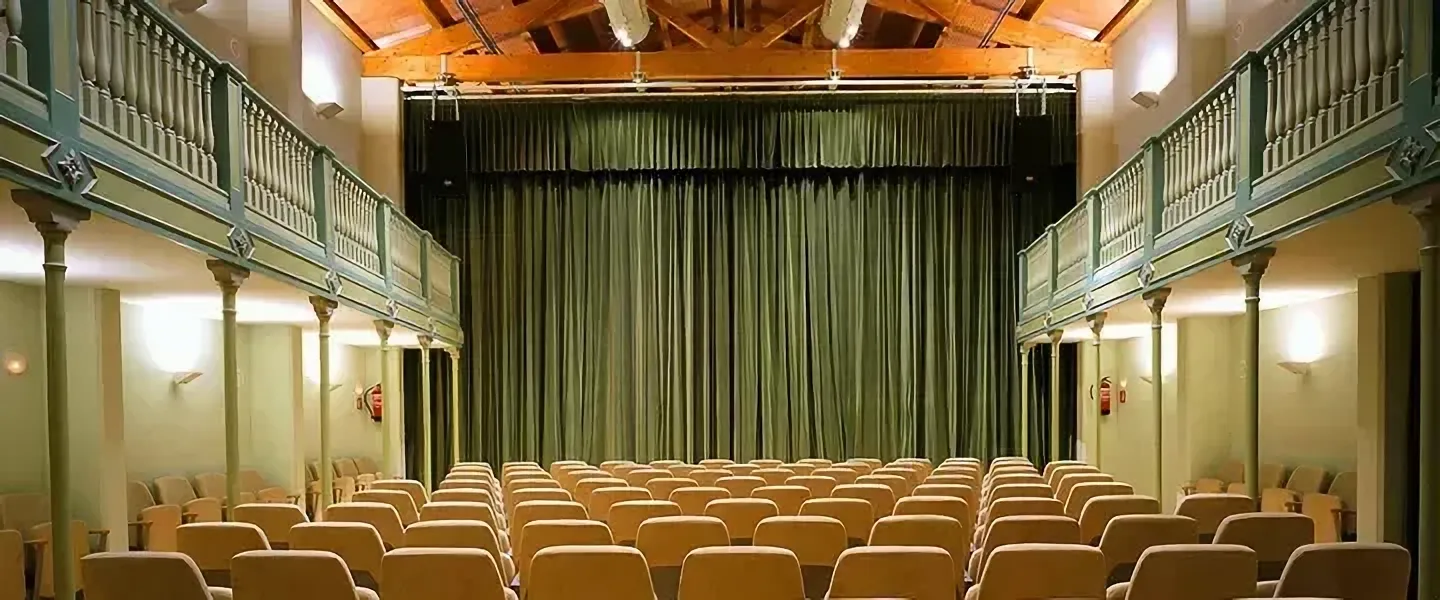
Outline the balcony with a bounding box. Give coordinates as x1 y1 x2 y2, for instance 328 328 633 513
1017 0 1438 340
0 0 460 342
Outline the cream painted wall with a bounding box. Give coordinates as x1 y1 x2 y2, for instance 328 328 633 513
300 0 364 168
1176 314 1245 480
361 78 406 204
301 338 384 462
242 325 306 495
1258 292 1359 473
0 282 48 494
1075 325 1179 507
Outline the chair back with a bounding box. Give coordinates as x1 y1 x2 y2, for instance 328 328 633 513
645 478 698 502
831 484 896 520
288 522 385 589
751 486 811 516
430 489 493 505
231 549 364 600
704 498 779 544
588 487 651 522
974 543 1105 600
352 490 420 526
868 514 968 587
33 521 91 596
669 487 730 516
1063 482 1135 519
636 516 730 600
1274 542 1410 600
516 519 614 589
81 551 214 600
974 515 1082 579
675 547 804 600
371 480 429 512
325 502 405 550
1214 512 1316 580
715 476 766 499
1125 544 1259 600
1175 494 1254 542
798 498 873 547
1078 495 1159 544
753 469 797 487
0 530 20 600
828 546 956 600
1097 514 1197 585
810 468 859 485
176 522 271 586
511 500 589 551
752 516 847 599
527 546 655 600
381 548 508 600
607 500 682 545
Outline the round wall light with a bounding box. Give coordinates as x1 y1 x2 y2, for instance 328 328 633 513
3 352 28 376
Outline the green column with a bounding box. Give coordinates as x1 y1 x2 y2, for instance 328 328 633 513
13 191 90 600
208 261 250 520
1019 344 1030 458
448 347 461 464
1088 313 1107 469
1404 196 1438 599
1144 288 1171 499
310 297 338 518
1047 330 1063 462
418 334 434 491
1231 248 1275 503
374 320 396 477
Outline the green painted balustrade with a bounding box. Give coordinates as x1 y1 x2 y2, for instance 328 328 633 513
1017 0 1439 339
0 0 461 343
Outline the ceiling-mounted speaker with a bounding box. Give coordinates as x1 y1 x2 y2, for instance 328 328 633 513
425 120 468 195
1011 115 1053 192
819 0 866 47
602 0 652 48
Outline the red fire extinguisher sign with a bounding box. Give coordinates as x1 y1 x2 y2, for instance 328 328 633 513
362 383 383 422
1099 377 1112 415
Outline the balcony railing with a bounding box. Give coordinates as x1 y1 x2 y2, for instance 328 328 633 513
0 0 462 327
1018 0 1432 325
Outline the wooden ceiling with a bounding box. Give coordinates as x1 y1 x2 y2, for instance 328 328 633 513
318 0 1146 84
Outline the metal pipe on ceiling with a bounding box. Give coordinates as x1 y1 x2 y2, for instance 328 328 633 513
455 0 502 55
977 0 1021 48
402 75 1073 98
403 81 1075 101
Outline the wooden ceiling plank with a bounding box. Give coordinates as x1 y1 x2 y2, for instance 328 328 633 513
1016 0 1047 20
649 0 733 49
1096 0 1151 42
362 46 1111 81
867 0 947 25
369 0 600 56
308 0 379 52
415 0 459 28
938 1 1107 51
739 0 822 48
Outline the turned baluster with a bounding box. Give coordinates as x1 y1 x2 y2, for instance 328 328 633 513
1323 4 1340 142
2 0 24 82
1381 0 1400 104
78 0 97 119
124 3 141 140
1224 89 1235 189
1263 55 1277 173
182 51 198 174
1281 37 1297 166
94 0 113 127
202 67 215 185
158 34 175 162
1364 0 1383 112
1352 0 1373 120
148 21 164 155
109 0 127 138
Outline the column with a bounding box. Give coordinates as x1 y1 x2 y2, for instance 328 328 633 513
374 320 396 477
1087 313 1107 469
13 190 91 600
1048 330 1063 461
1402 192 1438 598
1019 344 1031 458
418 334 434 491
1231 248 1275 502
448 347 461 464
1144 288 1172 499
208 260 249 520
309 296 338 518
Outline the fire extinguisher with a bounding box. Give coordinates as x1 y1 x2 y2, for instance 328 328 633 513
360 383 383 422
1090 377 1128 416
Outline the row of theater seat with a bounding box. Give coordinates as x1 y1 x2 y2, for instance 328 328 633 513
1183 461 1358 542
13 455 1413 600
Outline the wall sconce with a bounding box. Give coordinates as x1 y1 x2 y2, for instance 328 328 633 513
315 102 345 119
172 371 203 385
168 0 207 13
1131 91 1161 109
3 352 27 376
1277 361 1311 375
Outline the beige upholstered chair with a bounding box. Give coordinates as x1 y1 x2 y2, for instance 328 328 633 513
749 460 784 469
1175 493 1253 542
588 488 651 522
233 504 307 550
830 484 895 520
506 489 573 520
645 478 697 502
1078 495 1160 544
796 459 833 469
636 516 730 600
785 476 836 499
753 469 798 488
968 515 1082 579
726 464 760 477
382 548 513 600
176 522 271 587
798 498 872 547
325 503 406 550
668 487 730 516
528 546 654 600
1213 513 1315 581
623 469 672 489
696 459 734 469
607 500 681 546
1097 514 1197 585
752 516 846 599
704 498 779 545
1105 544 1257 600
0 529 22 600
126 481 182 551
354 457 384 478
829 546 955 600
1262 542 1410 600
289 522 386 589
751 486 810 517
419 501 502 526
231 549 378 600
237 471 290 504
810 468 859 485
975 497 1064 543
1041 460 1090 481
510 500 589 553
1056 473 1114 506
431 489 494 506
668 465 702 479
689 470 732 487
868 515 968 592
982 484 1053 516
893 495 970 527
968 543 1105 600
154 477 223 523
371 480 429 513
855 474 911 500
779 463 816 477
715 476 766 499
1300 492 1344 543
81 551 229 600
403 520 514 583
676 546 804 600
516 519 613 590
1063 482 1135 520
193 473 256 506
352 490 420 527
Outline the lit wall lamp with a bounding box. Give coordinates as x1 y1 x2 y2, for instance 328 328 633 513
1131 91 1161 109
169 0 207 13
3 352 27 376
172 371 203 385
314 102 345 120
1277 361 1312 375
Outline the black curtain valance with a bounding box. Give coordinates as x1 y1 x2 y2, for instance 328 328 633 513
405 94 1076 174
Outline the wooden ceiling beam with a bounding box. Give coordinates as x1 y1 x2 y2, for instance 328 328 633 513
369 0 601 56
894 0 1106 52
739 0 822 48
363 46 1110 82
648 0 733 48
1015 0 1047 21
1096 0 1151 42
307 0 378 52
414 0 458 29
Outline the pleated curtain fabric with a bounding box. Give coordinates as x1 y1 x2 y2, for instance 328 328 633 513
405 95 1075 465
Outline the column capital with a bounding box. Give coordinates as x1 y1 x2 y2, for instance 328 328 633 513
1230 247 1277 282
1143 288 1172 316
308 296 338 322
206 259 250 291
1396 186 1440 249
417 334 434 351
1047 330 1064 345
1087 312 1107 337
373 320 394 343
12 189 91 235
445 346 460 359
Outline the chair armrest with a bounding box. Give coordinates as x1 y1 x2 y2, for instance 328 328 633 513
183 498 223 523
